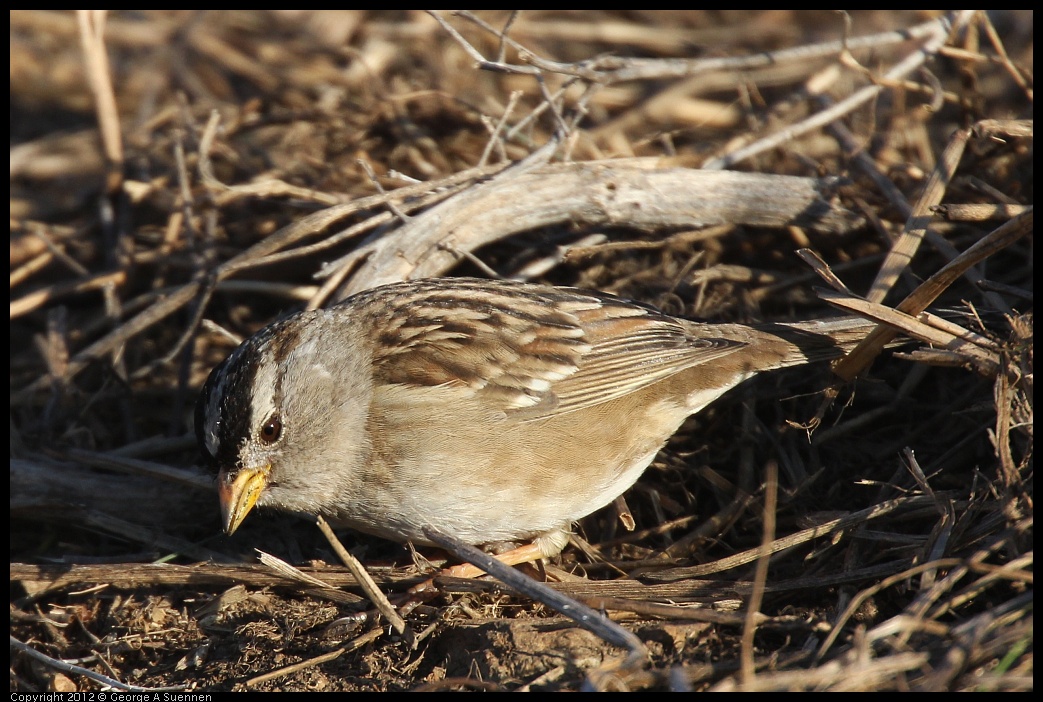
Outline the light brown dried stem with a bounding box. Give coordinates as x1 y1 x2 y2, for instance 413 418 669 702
832 207 1032 382
704 12 976 170
642 495 944 583
335 162 861 296
816 289 1003 378
244 627 384 688
439 11 960 86
76 10 123 195
740 461 777 684
866 128 972 304
315 516 407 635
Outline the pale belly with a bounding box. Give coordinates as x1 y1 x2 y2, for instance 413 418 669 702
335 389 691 547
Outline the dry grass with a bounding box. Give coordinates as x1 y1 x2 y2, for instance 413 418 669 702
10 10 1032 692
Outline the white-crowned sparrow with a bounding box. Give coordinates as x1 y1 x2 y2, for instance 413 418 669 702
196 277 878 562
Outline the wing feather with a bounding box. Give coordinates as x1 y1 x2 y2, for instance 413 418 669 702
347 278 747 419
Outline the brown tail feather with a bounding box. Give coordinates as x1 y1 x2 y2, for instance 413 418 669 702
752 317 888 367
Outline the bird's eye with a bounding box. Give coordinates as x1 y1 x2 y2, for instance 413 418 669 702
259 415 283 444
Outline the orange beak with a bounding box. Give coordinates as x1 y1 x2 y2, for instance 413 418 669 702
219 466 270 535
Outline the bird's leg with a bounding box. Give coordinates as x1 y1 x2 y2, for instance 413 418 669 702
440 540 550 579
405 529 569 603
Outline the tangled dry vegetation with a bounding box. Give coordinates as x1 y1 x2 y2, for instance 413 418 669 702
10 10 1032 692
